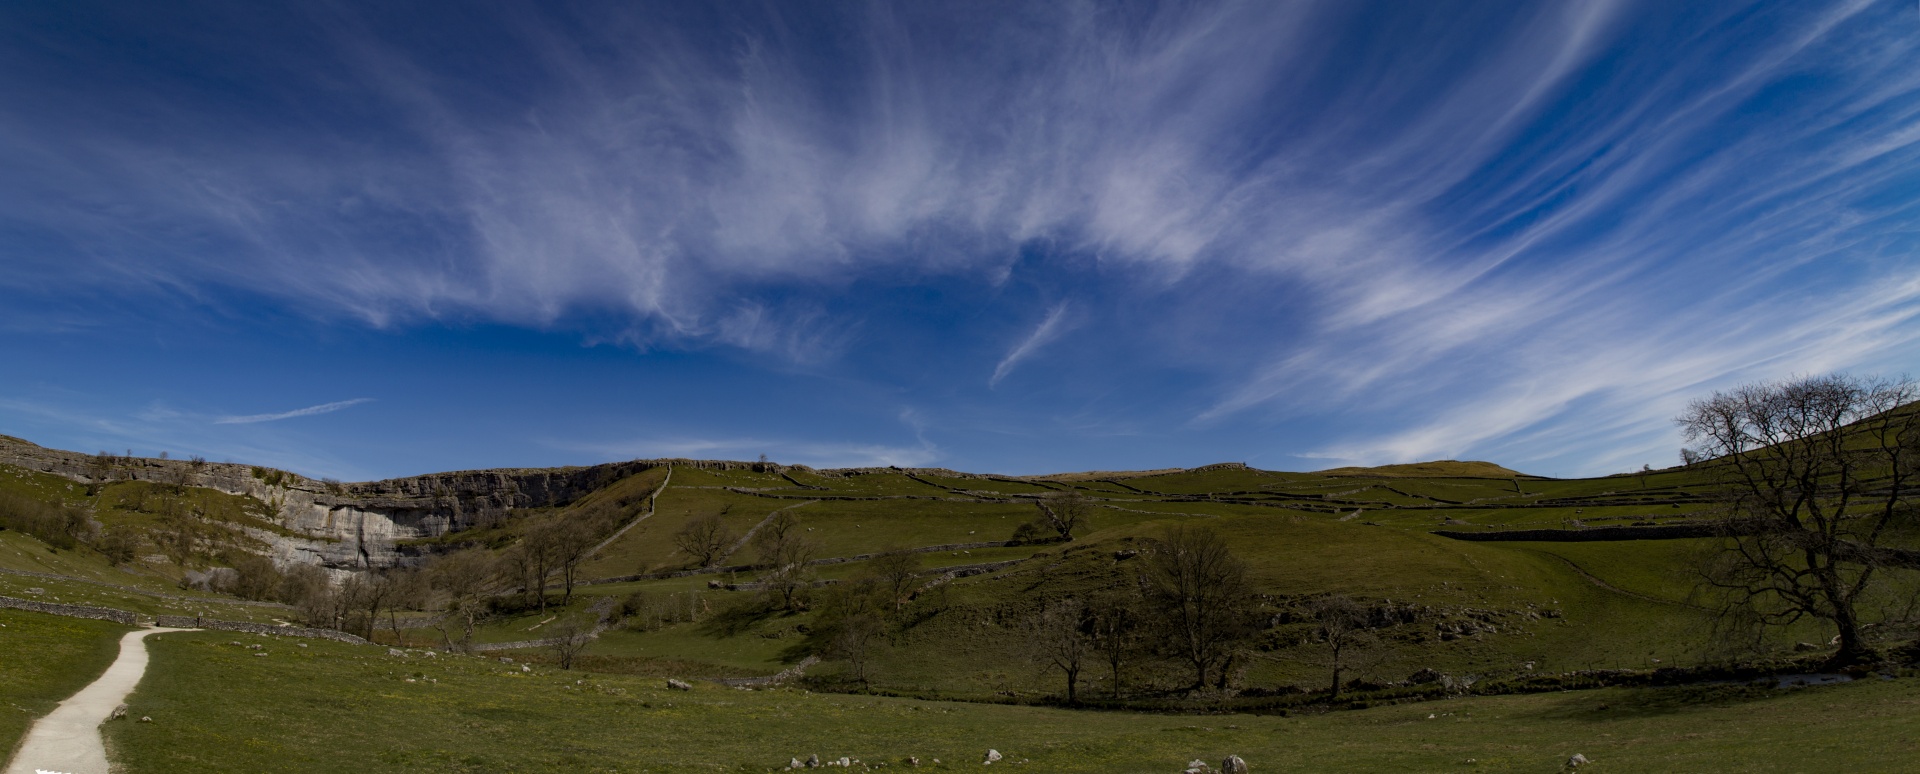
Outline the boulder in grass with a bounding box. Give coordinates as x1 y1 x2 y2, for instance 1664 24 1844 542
1222 755 1249 773
667 678 694 691
984 749 1003 764
1566 753 1590 769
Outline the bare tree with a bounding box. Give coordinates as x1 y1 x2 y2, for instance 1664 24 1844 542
546 615 596 670
1025 598 1092 703
430 548 502 649
1038 490 1093 540
864 547 922 610
341 570 401 640
1309 594 1379 698
816 578 888 682
674 513 736 568
1143 523 1256 690
753 511 818 611
1677 373 1920 665
509 521 564 612
1087 585 1145 699
550 518 600 605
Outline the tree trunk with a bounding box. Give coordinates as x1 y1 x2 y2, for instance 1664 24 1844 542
1830 605 1874 666
1065 665 1079 704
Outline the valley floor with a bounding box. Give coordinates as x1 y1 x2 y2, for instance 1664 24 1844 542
0 610 1900 773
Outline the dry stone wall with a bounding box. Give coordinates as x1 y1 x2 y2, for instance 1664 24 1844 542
0 594 139 625
151 614 371 644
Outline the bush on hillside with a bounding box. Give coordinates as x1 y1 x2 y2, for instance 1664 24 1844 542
0 490 91 550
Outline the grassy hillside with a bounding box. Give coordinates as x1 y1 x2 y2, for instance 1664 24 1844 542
0 446 1864 706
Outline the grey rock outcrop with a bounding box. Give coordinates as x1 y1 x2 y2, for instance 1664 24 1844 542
0 435 754 569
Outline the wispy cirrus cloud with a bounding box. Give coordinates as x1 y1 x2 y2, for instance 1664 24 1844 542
2 1 1918 477
215 398 373 425
990 303 1072 387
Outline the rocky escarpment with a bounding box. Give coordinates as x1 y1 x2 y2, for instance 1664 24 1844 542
0 435 765 570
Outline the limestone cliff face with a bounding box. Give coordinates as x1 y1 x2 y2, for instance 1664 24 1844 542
0 435 759 570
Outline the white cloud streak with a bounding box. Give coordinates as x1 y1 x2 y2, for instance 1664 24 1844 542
215 398 374 425
4 1 1918 475
990 303 1072 387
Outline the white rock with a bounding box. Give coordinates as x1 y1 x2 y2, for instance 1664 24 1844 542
984 749 1003 764
1221 755 1249 774
1567 753 1590 767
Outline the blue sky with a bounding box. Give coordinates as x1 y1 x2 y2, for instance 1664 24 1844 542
3 1 1918 481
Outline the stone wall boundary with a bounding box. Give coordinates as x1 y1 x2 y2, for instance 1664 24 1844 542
1432 523 1720 542
0 595 139 625
149 614 372 644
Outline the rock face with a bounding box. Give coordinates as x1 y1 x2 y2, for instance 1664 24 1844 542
0 435 763 570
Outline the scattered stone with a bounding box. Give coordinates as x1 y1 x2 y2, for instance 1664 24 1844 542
907 756 920 766
253 652 268 657
388 648 407 657
111 703 128 721
789 757 805 770
809 753 822 768
984 749 1003 764
1221 755 1248 773
708 579 724 589
838 757 852 767
1185 759 1211 774
1566 753 1590 768
25 588 43 594
498 657 514 664
667 678 694 691
521 665 531 672
138 716 152 723
1406 667 1443 685
297 643 308 648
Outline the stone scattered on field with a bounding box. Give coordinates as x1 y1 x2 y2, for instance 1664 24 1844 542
1221 755 1249 773
138 716 152 723
389 648 406 656
1185 759 1211 773
111 703 128 720
984 749 1003 764
667 678 694 691
808 753 822 767
1566 753 1590 768
907 756 920 766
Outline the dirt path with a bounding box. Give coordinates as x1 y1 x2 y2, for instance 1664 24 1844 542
5 627 191 774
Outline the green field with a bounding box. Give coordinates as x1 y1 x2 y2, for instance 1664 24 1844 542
71 621 1917 773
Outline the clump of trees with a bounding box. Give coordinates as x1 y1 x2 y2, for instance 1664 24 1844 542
809 547 927 683
0 491 91 550
1678 373 1920 665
